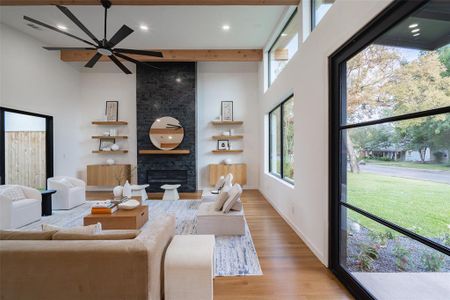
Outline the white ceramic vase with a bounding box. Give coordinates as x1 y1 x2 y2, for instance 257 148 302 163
106 159 115 165
113 186 123 198
123 180 132 199
111 144 120 151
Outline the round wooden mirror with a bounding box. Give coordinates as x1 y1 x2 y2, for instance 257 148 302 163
149 117 184 150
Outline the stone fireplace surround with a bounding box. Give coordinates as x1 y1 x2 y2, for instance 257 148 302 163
136 62 197 192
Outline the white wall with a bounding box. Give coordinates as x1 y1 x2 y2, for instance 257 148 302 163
197 62 259 189
78 69 137 186
0 24 82 178
258 0 393 265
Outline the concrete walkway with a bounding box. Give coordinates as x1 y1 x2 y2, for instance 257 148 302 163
359 164 450 184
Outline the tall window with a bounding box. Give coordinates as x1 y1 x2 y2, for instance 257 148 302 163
330 1 450 299
269 95 294 183
268 9 299 86
311 0 335 29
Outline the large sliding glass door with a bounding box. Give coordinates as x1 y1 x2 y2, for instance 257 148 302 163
330 1 450 299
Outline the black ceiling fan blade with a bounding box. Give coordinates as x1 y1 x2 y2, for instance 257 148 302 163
56 5 101 45
107 25 134 48
110 55 132 74
114 52 161 70
44 47 96 50
114 48 163 58
85 53 102 68
24 16 97 47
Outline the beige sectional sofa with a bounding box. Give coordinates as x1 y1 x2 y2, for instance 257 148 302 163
0 215 176 300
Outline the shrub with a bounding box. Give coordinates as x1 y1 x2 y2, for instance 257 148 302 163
393 243 411 271
355 244 380 271
368 230 395 247
421 252 445 272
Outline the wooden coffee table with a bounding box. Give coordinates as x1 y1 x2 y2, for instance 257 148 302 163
84 205 148 229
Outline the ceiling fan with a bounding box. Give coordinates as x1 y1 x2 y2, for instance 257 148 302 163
24 0 163 74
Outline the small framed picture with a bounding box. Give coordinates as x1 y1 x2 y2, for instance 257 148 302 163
105 101 119 121
99 138 115 151
217 140 230 150
221 101 233 121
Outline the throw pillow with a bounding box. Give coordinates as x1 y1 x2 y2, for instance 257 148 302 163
0 230 57 240
42 223 102 234
222 184 242 213
0 187 26 201
230 199 243 211
53 230 140 240
59 178 75 188
213 191 229 211
214 176 225 190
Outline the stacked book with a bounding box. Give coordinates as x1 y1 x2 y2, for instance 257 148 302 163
91 200 118 214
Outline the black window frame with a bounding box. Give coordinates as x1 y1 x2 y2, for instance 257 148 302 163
0 106 54 188
329 0 450 299
268 8 298 87
268 94 295 184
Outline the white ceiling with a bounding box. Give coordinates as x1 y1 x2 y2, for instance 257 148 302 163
0 5 288 49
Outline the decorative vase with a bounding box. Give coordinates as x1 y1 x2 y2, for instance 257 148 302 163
111 144 120 151
113 186 123 198
223 158 232 165
123 180 132 199
106 159 115 165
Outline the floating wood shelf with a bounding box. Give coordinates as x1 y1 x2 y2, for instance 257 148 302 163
92 136 128 139
211 121 243 125
139 150 190 155
92 150 128 154
212 135 243 140
212 150 243 153
91 121 128 125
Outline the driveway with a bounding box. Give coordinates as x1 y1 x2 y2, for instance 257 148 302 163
359 164 450 184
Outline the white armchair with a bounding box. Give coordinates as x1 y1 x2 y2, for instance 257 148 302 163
47 176 86 210
0 185 42 229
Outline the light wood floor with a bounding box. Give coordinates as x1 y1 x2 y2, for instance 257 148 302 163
87 190 352 300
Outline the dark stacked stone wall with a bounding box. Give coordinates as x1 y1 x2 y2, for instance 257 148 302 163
136 62 196 192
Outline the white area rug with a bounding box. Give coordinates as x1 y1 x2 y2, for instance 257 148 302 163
20 200 263 277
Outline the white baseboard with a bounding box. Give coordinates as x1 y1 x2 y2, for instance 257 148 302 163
259 189 328 267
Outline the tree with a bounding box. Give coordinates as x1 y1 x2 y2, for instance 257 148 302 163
345 45 400 172
384 52 450 162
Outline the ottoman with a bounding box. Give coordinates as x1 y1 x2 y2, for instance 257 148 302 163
165 235 215 300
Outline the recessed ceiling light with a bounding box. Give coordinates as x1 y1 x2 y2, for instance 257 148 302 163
411 28 420 33
281 33 288 37
413 33 421 37
222 24 230 31
56 24 67 31
176 78 182 83
408 23 418 28
139 24 149 31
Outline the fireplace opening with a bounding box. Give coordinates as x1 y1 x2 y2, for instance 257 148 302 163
146 170 188 191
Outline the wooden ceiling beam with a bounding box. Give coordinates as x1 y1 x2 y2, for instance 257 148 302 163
60 49 263 62
1 0 299 5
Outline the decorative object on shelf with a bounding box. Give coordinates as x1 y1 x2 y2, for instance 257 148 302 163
106 158 115 165
123 180 132 199
109 128 117 136
99 138 115 151
149 116 184 150
223 158 232 165
105 101 119 121
111 144 120 151
217 140 230 150
118 199 140 210
229 129 234 135
113 185 123 198
222 131 230 136
221 101 233 121
103 131 110 136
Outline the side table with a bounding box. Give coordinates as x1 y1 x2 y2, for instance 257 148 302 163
41 189 57 216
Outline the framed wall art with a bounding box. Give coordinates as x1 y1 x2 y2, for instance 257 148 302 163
105 101 119 121
221 101 233 121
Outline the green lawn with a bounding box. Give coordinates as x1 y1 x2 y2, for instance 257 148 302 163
365 159 450 172
346 172 450 238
